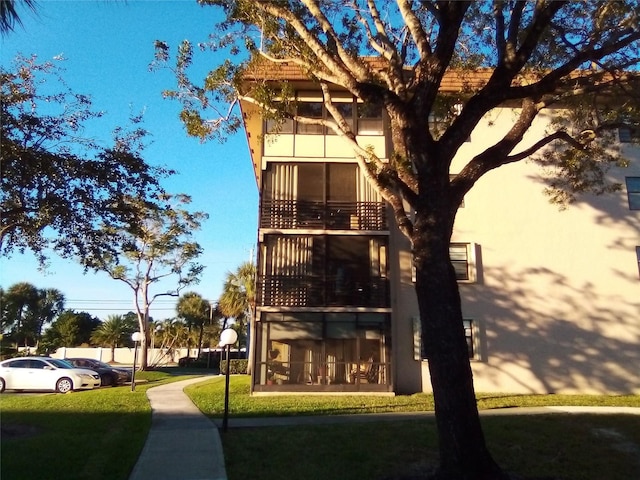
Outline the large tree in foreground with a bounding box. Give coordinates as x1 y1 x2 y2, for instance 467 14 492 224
80 194 207 370
155 2 640 478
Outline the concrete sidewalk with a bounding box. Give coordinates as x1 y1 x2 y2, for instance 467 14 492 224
128 376 227 480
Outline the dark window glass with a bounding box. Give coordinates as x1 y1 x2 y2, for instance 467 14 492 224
327 163 356 202
29 360 46 369
450 243 469 280
298 164 325 202
619 126 640 143
626 177 640 210
296 102 324 134
463 319 474 358
7 359 30 368
266 117 294 134
328 102 354 134
357 101 383 135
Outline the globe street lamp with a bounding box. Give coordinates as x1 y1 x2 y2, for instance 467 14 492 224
219 328 238 432
131 331 143 392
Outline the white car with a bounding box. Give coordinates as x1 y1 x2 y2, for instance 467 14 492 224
0 356 101 393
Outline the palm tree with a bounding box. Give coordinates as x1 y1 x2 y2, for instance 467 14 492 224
1 283 63 349
0 0 37 35
176 292 211 358
90 314 136 362
33 288 65 349
2 282 39 348
218 261 256 370
153 318 190 364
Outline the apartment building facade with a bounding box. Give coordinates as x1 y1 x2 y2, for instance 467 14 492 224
240 68 640 395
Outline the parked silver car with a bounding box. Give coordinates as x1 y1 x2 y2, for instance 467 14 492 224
0 356 101 393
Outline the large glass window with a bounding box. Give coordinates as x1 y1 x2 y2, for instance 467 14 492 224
327 102 354 134
262 95 385 137
255 312 390 388
260 162 385 231
296 102 324 134
259 234 389 308
357 101 383 135
264 101 294 134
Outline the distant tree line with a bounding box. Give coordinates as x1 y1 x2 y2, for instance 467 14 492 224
0 269 255 364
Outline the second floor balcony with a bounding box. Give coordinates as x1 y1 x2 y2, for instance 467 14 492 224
257 274 389 308
260 200 387 231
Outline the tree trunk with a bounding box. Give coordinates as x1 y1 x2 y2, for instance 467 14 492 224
139 328 148 370
414 215 506 480
197 324 204 358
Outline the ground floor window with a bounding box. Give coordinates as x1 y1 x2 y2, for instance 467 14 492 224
413 317 479 360
626 177 640 210
253 311 391 392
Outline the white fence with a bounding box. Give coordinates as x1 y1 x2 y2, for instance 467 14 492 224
50 347 199 366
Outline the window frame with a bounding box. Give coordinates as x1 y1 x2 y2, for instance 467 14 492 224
413 317 480 361
262 95 386 137
411 242 477 283
625 177 640 210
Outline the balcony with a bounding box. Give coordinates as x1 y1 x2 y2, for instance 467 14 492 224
257 274 389 308
260 200 387 231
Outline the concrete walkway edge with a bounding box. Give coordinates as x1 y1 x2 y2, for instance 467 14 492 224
128 376 226 480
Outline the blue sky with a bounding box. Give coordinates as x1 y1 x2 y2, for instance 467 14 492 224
1 1 259 320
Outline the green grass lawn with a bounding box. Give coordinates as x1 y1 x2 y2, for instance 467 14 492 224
186 376 640 480
2 372 639 480
218 414 640 480
184 375 640 418
0 371 198 480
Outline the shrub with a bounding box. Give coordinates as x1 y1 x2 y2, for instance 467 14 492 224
220 359 248 374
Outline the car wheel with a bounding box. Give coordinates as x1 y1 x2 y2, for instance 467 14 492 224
102 374 114 387
56 377 73 393
0 377 5 393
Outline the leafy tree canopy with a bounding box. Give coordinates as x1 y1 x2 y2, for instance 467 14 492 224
39 309 101 354
1 281 64 348
1 54 174 265
79 193 208 369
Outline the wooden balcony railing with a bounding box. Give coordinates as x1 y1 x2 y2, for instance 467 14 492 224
257 274 389 308
260 200 387 230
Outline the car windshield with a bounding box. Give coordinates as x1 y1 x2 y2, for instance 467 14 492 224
92 360 112 368
49 358 73 369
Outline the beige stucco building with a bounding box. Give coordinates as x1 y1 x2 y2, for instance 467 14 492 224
240 67 640 395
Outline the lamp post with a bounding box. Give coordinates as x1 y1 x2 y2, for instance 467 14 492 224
219 328 238 432
131 331 142 392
